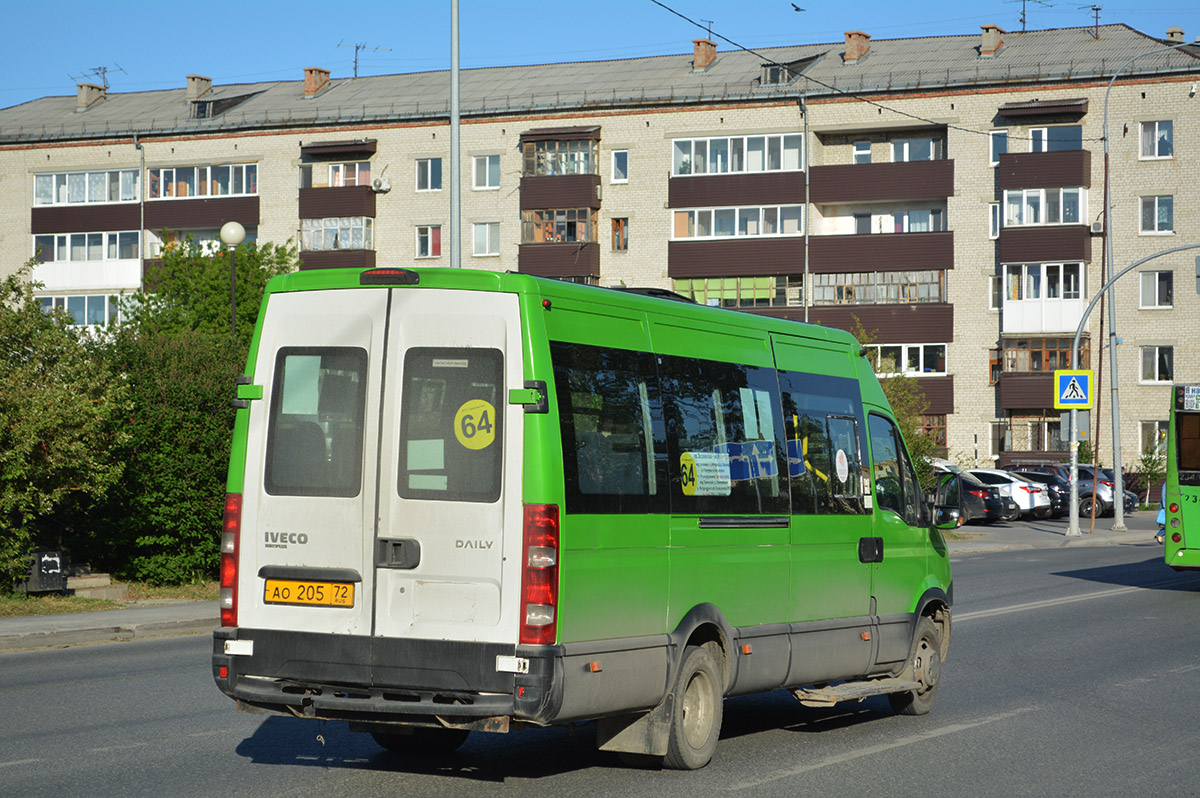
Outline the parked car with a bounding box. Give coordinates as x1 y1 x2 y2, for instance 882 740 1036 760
1009 469 1069 518
1011 462 1107 517
932 460 1009 524
968 469 1053 519
1076 465 1138 516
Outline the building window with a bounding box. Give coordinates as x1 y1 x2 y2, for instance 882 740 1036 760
416 158 443 192
1141 420 1169 455
145 227 258 258
994 415 1067 453
866 344 948 376
853 140 871 164
673 275 803 308
1029 125 1082 152
1000 337 1088 373
1140 121 1173 159
33 231 140 262
473 155 500 190
891 209 945 233
1140 271 1173 309
672 133 802 176
611 218 628 251
1141 345 1173 383
811 270 945 305
891 137 944 162
990 275 1002 310
989 130 1008 166
919 414 948 453
1003 188 1085 226
37 294 120 327
299 162 369 189
989 202 1001 239
1005 263 1083 302
300 217 374 251
611 150 628 183
523 139 597 177
34 169 140 205
521 209 596 244
472 222 499 256
1140 196 1173 234
150 164 257 198
416 225 441 258
672 205 803 239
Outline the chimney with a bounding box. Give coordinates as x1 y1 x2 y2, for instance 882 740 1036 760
1166 26 1185 43
692 38 716 71
843 31 871 65
980 24 1005 57
186 74 212 101
304 67 331 98
75 82 105 112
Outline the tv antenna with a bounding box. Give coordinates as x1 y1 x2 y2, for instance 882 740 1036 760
338 41 392 79
1077 5 1103 39
699 19 714 38
69 63 125 90
1004 0 1053 33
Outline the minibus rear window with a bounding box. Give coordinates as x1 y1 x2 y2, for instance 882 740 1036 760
265 347 368 497
398 347 503 503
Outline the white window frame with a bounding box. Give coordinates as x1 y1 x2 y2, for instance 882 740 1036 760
671 133 803 176
300 217 374 252
1140 345 1174 384
472 222 499 256
610 150 629 184
868 343 948 377
34 169 140 206
33 231 140 263
989 130 1008 167
671 205 804 240
853 140 871 164
37 294 121 327
416 224 441 258
416 158 443 192
1140 120 1173 160
1140 195 1174 234
149 164 258 199
989 202 1001 239
1003 188 1086 227
1139 270 1173 309
1141 420 1169 455
472 155 500 190
990 275 1003 310
891 137 936 163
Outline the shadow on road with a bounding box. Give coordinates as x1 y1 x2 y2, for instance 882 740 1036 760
1052 556 1200 592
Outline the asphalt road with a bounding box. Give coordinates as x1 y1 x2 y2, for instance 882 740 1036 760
2 537 1198 797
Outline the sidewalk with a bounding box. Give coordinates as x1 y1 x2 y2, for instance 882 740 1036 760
0 511 1164 653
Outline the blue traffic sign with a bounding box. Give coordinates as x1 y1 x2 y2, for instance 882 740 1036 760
1054 369 1093 409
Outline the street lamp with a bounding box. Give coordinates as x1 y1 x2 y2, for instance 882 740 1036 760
1101 36 1200 532
219 221 245 336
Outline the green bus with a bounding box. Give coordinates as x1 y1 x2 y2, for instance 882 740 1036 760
1165 384 1200 570
212 267 958 769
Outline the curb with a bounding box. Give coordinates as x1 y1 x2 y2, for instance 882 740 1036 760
0 616 218 653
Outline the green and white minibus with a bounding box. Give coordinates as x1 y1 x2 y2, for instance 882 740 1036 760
1165 384 1200 569
212 267 956 769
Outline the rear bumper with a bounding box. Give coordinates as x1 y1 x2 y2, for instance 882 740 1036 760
1168 547 1200 570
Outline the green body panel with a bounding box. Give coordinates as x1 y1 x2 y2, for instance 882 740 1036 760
1164 395 1200 569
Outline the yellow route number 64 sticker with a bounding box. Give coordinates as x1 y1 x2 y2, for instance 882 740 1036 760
454 400 496 450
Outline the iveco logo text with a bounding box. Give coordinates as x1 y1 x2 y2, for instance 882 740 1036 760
456 540 494 549
264 531 308 549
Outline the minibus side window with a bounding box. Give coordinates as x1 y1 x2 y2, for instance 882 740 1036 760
867 414 921 525
659 355 789 516
1178 413 1200 471
550 342 668 514
265 347 368 497
398 347 503 503
778 371 868 514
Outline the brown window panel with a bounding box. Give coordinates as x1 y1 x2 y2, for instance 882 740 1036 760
298 186 376 219
810 160 954 203
997 150 1091 190
517 242 599 278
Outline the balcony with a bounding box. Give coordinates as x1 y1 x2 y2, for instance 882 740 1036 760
519 174 601 211
298 250 376 271
809 160 954 203
797 303 954 342
518 242 599 278
996 372 1054 411
34 259 141 292
668 171 805 208
298 186 375 219
668 237 804 279
998 150 1091 191
809 231 953 272
1002 294 1085 335
145 195 260 229
998 225 1091 264
32 203 139 234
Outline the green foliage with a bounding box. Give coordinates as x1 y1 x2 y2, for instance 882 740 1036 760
0 263 129 589
1077 439 1099 467
1135 442 1166 503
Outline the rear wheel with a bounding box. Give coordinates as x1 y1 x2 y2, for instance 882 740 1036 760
664 645 723 770
371 727 470 755
1079 496 1096 517
888 617 942 716
1000 504 1020 522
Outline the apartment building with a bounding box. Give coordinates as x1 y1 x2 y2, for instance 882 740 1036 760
0 23 1196 470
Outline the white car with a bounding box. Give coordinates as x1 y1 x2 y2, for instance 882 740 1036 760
968 469 1053 519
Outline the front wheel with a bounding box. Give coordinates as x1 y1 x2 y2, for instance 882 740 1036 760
888 616 942 716
664 645 723 770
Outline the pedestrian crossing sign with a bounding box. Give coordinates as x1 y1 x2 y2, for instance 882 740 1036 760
1053 369 1093 409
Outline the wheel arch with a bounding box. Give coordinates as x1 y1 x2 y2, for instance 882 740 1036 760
668 603 736 693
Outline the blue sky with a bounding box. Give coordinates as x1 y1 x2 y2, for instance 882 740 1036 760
3 1 1198 110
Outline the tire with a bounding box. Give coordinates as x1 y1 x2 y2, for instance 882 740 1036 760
1000 505 1019 523
1034 506 1052 520
1079 496 1096 517
664 645 723 770
887 616 942 716
371 727 470 755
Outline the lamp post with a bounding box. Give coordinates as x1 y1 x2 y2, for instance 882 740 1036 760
219 221 246 336
1101 36 1199 531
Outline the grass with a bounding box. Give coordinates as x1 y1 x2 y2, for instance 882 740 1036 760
0 581 218 618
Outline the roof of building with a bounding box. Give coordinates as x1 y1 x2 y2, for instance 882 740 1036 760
1 23 1196 144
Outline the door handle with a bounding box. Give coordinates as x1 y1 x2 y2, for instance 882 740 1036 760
377 538 421 569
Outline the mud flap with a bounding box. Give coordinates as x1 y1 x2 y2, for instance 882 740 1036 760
595 693 675 756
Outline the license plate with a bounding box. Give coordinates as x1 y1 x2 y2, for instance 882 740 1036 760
263 579 354 608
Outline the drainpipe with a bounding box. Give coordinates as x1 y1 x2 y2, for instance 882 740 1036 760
801 89 809 323
134 134 145 290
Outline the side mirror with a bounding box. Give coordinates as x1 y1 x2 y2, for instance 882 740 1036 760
934 507 963 530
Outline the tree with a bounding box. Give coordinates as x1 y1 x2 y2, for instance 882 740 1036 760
1135 441 1166 505
0 263 129 588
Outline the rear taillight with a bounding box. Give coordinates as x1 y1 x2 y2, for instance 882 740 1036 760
1100 480 1113 488
520 504 559 645
220 493 241 627
1170 503 1180 513
969 489 987 499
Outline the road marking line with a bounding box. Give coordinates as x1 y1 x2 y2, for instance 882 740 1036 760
726 707 1038 790
955 577 1190 623
0 759 44 768
89 742 148 753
